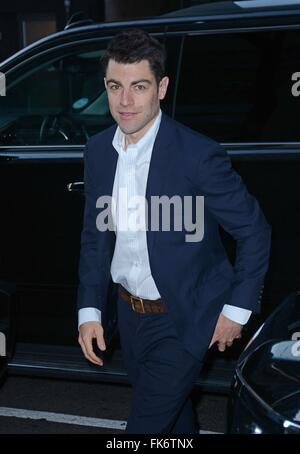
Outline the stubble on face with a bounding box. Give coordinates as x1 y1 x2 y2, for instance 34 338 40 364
105 59 168 144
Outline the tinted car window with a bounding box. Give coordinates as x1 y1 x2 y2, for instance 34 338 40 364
0 35 179 147
176 30 300 143
0 44 113 146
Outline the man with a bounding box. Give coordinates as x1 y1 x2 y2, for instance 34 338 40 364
77 29 271 434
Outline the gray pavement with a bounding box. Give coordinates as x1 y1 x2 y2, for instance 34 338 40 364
0 376 228 434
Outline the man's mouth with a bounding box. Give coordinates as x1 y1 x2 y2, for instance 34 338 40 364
119 112 138 119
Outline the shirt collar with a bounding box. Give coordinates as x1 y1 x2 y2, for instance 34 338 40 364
112 109 162 157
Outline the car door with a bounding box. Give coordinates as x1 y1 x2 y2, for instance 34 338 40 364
0 39 114 350
174 26 300 323
0 29 181 379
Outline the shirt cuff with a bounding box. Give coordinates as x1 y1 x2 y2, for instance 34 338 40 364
222 304 252 325
78 307 102 329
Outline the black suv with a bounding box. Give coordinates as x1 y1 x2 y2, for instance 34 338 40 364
0 0 300 391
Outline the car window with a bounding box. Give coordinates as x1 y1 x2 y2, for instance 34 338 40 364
0 34 179 147
176 30 300 143
0 44 113 146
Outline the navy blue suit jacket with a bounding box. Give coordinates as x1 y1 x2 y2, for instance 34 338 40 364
77 112 271 360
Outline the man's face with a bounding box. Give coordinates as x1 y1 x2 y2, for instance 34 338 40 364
104 59 169 142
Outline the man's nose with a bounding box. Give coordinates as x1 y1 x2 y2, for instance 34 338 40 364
120 89 134 106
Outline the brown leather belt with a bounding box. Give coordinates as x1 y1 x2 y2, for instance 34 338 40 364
118 285 167 314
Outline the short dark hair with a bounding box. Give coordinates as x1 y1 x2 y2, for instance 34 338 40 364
101 28 166 84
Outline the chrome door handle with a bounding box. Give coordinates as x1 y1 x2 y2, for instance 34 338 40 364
67 181 84 192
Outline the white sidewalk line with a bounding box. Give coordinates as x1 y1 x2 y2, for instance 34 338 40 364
0 406 223 433
0 407 126 430
199 429 222 434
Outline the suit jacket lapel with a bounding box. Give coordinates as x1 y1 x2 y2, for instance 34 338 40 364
94 125 118 252
146 112 174 257
102 128 119 197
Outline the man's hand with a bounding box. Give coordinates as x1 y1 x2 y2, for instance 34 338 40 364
209 313 242 352
78 321 106 366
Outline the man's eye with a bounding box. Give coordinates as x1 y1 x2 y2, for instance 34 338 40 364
135 85 146 91
110 85 119 90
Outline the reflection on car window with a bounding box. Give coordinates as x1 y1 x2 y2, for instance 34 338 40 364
176 30 300 143
0 46 113 146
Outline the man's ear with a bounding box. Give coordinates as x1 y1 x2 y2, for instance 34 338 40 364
104 77 107 89
158 76 169 100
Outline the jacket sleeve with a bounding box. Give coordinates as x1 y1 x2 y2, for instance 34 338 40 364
195 143 272 312
77 141 103 312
